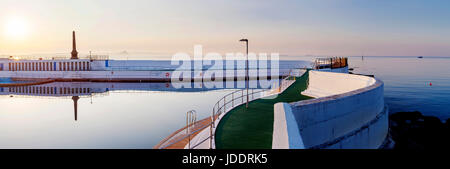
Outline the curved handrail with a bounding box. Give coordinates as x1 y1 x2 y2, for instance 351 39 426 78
204 72 297 149
155 69 303 149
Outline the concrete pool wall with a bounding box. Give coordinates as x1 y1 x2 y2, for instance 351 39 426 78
0 59 312 82
0 68 300 82
273 70 388 149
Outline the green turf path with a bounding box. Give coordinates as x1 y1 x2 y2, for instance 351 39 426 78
215 72 312 149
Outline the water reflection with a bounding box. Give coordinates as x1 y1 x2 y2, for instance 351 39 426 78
1 80 269 122
0 81 249 148
73 96 79 121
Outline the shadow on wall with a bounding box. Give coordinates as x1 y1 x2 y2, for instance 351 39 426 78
389 111 450 149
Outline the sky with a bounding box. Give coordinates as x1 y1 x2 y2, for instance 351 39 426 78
0 0 449 57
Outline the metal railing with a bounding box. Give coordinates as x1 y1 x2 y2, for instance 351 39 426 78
155 69 302 149
0 55 109 61
186 110 197 149
203 75 295 149
314 57 348 70
155 115 213 149
82 55 109 61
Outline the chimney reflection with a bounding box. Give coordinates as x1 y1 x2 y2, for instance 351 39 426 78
72 96 79 121
3 82 224 122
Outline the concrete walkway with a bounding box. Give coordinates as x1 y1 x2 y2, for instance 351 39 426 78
215 72 312 149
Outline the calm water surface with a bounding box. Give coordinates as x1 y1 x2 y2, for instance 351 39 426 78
0 87 237 148
348 56 450 120
291 56 450 121
0 57 448 148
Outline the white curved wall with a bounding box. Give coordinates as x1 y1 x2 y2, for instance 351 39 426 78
301 70 375 98
274 71 387 149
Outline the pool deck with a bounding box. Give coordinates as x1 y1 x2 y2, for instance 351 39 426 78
214 72 312 149
154 115 218 149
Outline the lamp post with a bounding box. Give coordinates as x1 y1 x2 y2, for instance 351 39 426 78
239 39 249 108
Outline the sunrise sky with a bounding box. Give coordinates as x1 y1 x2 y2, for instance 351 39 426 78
0 0 449 57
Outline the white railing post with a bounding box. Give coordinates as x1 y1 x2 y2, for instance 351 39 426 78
210 118 213 149
212 106 215 128
217 102 220 117
232 92 234 107
252 89 254 100
242 90 244 103
186 110 196 149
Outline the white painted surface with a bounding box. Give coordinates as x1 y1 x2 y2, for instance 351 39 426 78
325 106 389 149
0 59 313 71
0 59 311 80
301 70 375 98
288 71 386 149
272 103 290 149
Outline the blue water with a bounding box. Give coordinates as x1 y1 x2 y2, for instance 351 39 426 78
347 56 450 121
0 78 31 84
0 78 14 84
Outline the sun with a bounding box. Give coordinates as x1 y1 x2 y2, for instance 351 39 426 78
4 18 29 39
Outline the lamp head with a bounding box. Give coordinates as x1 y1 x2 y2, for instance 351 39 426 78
239 39 248 42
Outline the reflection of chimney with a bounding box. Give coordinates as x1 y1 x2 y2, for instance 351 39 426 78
72 96 79 121
71 31 79 59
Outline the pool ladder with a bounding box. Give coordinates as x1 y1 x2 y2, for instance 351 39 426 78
186 110 197 149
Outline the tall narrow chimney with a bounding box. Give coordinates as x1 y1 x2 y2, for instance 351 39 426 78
71 31 79 59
